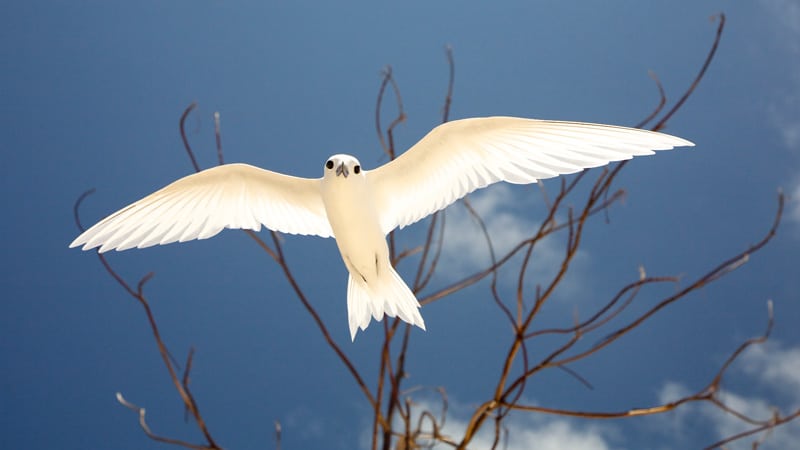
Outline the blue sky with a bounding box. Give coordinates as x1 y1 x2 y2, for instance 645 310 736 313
2 1 799 449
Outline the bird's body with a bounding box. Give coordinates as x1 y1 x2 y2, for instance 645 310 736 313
70 116 694 340
320 155 425 334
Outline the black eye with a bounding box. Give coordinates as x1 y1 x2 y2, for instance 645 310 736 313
326 160 334 169
354 165 361 174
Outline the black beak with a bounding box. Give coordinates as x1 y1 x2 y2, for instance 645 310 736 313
336 162 349 178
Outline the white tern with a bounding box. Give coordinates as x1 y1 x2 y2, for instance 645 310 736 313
70 116 693 340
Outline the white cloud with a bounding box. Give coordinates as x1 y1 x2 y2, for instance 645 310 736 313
283 406 326 440
655 342 800 449
361 342 800 450
398 398 618 450
707 391 777 446
759 1 800 226
761 0 800 38
435 184 589 298
439 184 539 274
789 179 800 225
740 341 800 396
760 0 800 151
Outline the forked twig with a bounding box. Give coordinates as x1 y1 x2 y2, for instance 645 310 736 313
651 13 725 132
73 192 220 448
179 102 201 172
457 16 734 448
634 70 667 129
116 393 214 450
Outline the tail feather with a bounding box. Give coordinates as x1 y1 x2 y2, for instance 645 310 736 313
346 267 426 341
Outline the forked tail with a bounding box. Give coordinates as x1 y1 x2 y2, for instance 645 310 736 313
346 266 426 340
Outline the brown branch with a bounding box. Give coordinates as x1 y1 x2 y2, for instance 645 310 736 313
375 67 406 261
495 275 786 450
175 105 379 415
554 193 782 368
275 421 282 450
634 70 667 129
394 245 423 263
376 48 459 449
496 169 616 407
515 173 586 321
243 230 280 263
703 410 800 450
374 334 390 450
116 393 214 450
500 397 697 419
457 17 730 446
503 299 777 424
181 347 197 422
498 192 781 406
511 7 732 389
266 231 379 410
179 102 201 172
525 275 679 339
213 111 224 165
375 66 406 160
408 44 456 291
411 211 446 293
651 13 725 132
419 173 598 308
380 323 415 450
441 45 455 123
73 191 220 448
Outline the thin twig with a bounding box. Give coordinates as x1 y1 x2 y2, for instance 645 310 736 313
73 192 220 448
275 421 282 450
179 102 201 172
375 66 406 160
441 45 455 123
116 393 214 450
557 194 782 367
213 111 224 165
634 70 667 129
651 13 725 132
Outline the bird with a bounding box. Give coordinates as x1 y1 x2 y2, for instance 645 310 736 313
70 116 693 340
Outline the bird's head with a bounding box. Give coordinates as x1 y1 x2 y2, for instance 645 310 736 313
324 154 362 179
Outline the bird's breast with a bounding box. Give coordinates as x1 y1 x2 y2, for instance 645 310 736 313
320 179 388 282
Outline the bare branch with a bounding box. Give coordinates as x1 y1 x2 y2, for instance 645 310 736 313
375 67 407 260
703 409 800 450
275 421 282 450
651 13 725 132
266 230 379 410
441 45 455 123
634 70 667 129
213 111 224 165
179 102 201 172
116 393 213 450
559 193 782 366
72 188 96 233
375 66 407 160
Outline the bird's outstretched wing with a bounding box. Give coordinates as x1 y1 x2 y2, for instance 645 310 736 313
70 163 332 253
367 117 694 233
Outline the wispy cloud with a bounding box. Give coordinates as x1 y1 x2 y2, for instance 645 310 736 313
759 1 800 225
789 179 800 225
656 341 800 449
761 0 800 39
358 344 800 449
740 341 800 396
760 0 800 137
397 397 618 450
434 184 589 298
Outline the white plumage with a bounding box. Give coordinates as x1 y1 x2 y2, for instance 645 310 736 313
70 116 694 340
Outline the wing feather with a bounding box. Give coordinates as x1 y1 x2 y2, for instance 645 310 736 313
70 163 332 253
367 117 693 233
